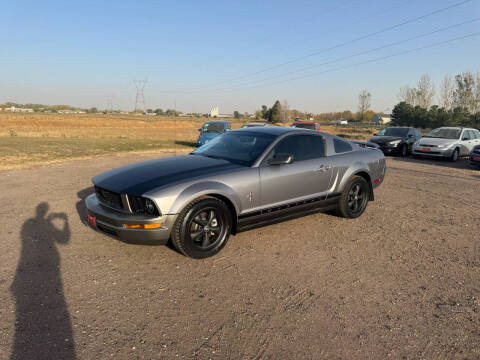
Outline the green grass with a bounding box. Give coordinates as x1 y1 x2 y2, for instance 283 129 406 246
0 136 195 169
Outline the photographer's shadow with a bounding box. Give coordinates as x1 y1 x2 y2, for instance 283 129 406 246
10 202 76 360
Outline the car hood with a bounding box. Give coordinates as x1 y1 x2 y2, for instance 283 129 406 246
419 137 456 146
92 155 242 195
369 136 402 144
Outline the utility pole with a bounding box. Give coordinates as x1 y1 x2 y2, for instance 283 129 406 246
132 79 147 113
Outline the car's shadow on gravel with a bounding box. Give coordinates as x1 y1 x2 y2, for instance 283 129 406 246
10 202 76 360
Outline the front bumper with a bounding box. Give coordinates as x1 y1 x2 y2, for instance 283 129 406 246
85 194 177 244
412 145 454 158
470 154 480 166
376 144 401 155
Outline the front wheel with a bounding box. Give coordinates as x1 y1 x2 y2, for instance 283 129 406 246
336 176 369 219
450 148 459 162
400 144 408 157
171 197 232 259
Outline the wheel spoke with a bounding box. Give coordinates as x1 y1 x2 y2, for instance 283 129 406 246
191 230 203 240
209 226 220 234
194 215 207 226
202 232 210 247
207 210 215 224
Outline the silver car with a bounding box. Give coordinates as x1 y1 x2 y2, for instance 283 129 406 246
412 127 480 161
86 127 386 258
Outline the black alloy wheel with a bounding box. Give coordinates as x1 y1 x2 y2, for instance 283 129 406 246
336 176 369 218
172 198 232 258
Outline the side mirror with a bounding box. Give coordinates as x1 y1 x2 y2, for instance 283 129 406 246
268 153 293 165
373 133 378 136
408 134 414 138
198 128 202 132
462 137 468 141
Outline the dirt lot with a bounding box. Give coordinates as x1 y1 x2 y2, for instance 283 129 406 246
0 154 479 359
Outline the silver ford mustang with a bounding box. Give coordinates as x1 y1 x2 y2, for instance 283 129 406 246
86 127 386 258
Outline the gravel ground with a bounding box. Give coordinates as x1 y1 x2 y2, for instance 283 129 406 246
0 153 479 359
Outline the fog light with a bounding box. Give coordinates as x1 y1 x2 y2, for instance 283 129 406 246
124 223 161 229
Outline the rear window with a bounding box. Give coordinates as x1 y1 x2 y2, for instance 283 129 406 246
334 138 353 153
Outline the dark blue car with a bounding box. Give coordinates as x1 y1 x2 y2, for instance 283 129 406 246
197 120 231 146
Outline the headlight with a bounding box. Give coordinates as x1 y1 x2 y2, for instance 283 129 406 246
388 139 402 146
413 141 420 146
128 196 160 216
437 143 453 149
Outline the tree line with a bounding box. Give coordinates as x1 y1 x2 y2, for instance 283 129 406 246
392 72 480 129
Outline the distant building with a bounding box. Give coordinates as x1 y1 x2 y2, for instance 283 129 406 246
371 114 391 125
5 106 33 113
209 106 219 117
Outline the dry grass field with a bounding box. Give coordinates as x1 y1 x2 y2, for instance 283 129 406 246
0 113 375 170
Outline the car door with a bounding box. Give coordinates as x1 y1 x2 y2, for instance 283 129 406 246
259 134 332 207
460 130 474 155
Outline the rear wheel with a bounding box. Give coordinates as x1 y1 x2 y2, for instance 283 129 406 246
171 197 232 259
336 176 369 218
450 148 459 162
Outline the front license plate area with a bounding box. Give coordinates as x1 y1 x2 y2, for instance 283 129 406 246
87 213 97 228
422 148 431 153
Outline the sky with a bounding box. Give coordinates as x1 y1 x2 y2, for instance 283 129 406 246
1 0 479 114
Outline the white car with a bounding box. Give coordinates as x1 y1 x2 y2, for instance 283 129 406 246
412 127 480 161
336 118 348 126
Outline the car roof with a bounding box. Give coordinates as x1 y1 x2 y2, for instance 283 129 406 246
233 126 302 135
292 121 317 124
205 120 229 124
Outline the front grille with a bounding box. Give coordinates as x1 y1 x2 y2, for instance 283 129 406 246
420 144 437 148
95 186 123 210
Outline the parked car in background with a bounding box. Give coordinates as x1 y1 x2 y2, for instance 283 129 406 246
197 120 231 146
412 127 480 161
368 127 422 157
336 118 348 126
470 145 480 169
86 127 386 258
241 122 269 128
290 121 321 132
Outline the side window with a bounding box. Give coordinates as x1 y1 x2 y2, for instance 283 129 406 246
333 138 353 153
474 130 480 139
269 135 325 162
416 129 423 138
462 131 471 140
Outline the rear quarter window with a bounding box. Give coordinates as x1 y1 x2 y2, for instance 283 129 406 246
333 138 353 153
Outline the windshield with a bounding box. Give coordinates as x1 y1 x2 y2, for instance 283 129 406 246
192 131 275 166
292 123 315 130
201 122 225 133
377 128 409 137
425 128 461 140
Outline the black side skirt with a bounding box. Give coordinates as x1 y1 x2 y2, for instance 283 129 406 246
237 194 340 233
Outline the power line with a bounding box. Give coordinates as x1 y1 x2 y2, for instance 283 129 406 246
209 17 480 92
183 0 474 91
212 31 480 93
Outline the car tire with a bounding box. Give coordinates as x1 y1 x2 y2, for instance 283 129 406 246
400 144 408 157
171 197 232 259
336 176 369 219
413 154 422 159
450 148 459 162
